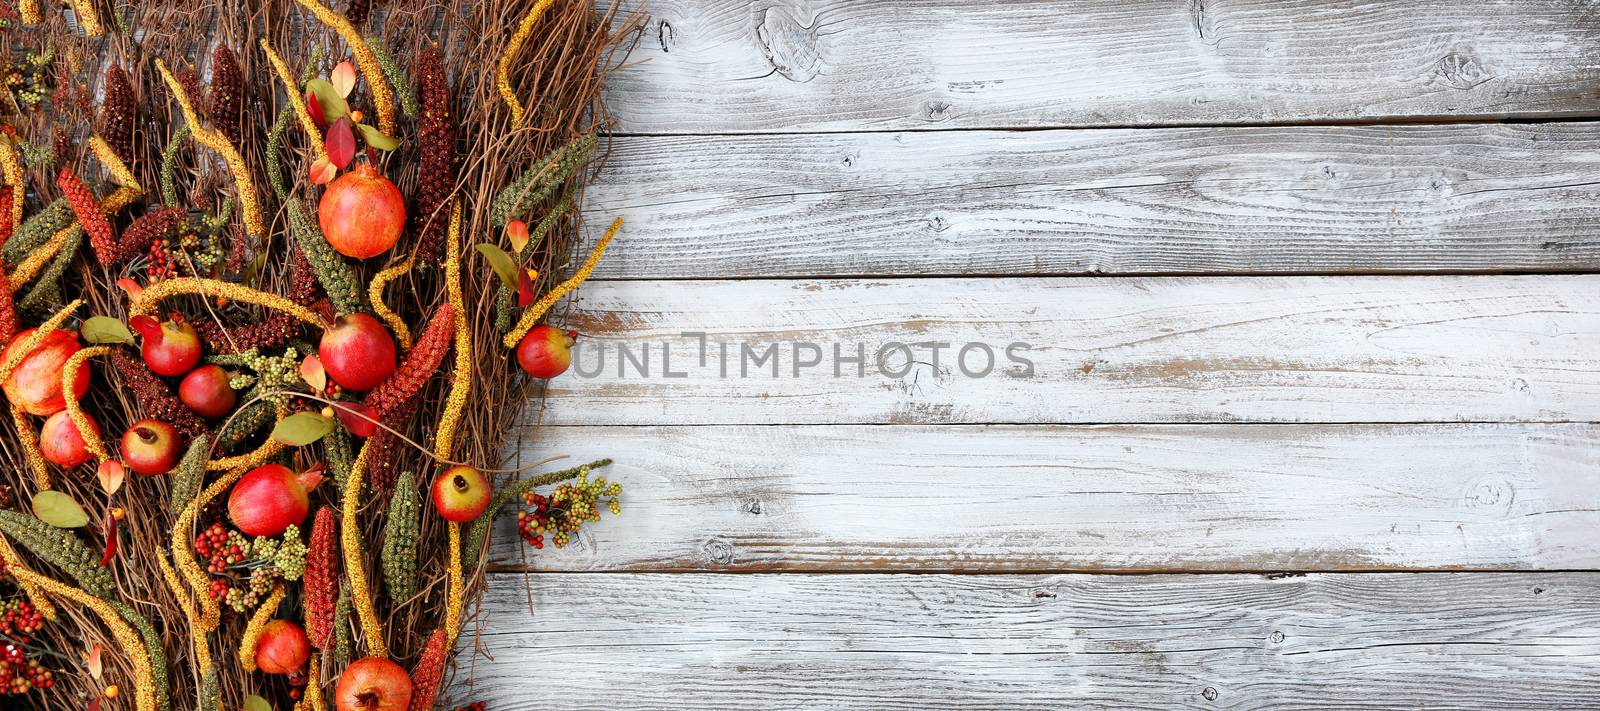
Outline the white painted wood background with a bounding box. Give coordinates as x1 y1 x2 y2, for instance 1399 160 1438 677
464 1 1600 708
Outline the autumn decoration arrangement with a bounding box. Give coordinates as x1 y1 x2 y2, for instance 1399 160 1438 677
0 1 637 709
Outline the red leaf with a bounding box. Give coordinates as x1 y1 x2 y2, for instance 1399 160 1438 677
87 698 101 711
332 401 378 438
326 117 356 169
517 268 536 307
99 511 119 566
306 87 327 130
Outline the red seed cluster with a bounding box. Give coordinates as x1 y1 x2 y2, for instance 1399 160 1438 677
0 186 12 244
225 224 247 274
345 0 372 26
413 44 454 264
364 303 454 418
289 242 321 306
99 65 137 163
193 311 303 355
407 627 448 711
117 206 183 265
57 166 118 266
365 392 417 492
0 265 18 343
0 599 54 695
208 46 245 147
110 347 209 436
303 507 337 648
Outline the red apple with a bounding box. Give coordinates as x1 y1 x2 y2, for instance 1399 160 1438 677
120 419 183 475
179 364 237 419
319 314 397 392
228 464 321 537
1 328 90 416
318 162 406 259
334 657 412 711
130 314 201 377
515 325 576 379
431 466 490 522
40 410 99 468
255 619 310 675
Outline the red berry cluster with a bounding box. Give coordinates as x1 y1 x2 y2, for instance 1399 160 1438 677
514 475 622 550
454 703 487 711
0 599 55 695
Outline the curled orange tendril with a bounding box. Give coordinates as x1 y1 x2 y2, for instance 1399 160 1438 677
0 138 24 230
89 136 142 191
155 60 266 238
133 278 329 328
68 0 102 36
497 0 558 124
8 226 78 290
342 442 389 658
62 346 113 461
369 257 415 349
261 39 330 163
238 583 288 672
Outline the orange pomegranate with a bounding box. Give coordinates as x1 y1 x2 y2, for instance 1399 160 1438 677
2 329 91 416
318 162 406 259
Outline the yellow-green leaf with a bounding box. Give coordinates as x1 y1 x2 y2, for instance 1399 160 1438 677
81 316 135 345
244 694 272 711
476 243 519 291
306 79 348 122
32 491 90 528
271 412 335 447
356 123 400 152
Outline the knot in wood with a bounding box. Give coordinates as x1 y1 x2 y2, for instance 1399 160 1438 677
756 4 824 83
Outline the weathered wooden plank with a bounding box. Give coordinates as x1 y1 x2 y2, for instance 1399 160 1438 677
599 0 1600 133
532 276 1600 425
460 572 1600 710
584 124 1600 279
492 423 1600 572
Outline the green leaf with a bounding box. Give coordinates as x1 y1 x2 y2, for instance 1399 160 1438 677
271 412 335 447
32 491 89 528
356 123 400 152
244 694 272 711
80 316 135 345
476 243 520 291
305 79 349 122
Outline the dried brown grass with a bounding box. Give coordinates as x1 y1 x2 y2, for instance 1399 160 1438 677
0 1 640 708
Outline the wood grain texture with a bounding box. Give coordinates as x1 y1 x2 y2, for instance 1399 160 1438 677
491 424 1600 572
532 275 1600 425
584 124 1600 278
600 0 1600 133
459 572 1600 710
